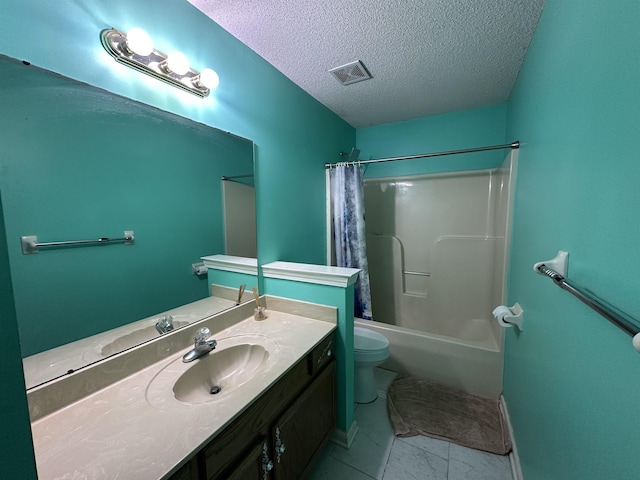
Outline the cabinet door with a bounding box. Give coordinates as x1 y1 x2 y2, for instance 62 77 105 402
200 360 309 479
272 361 336 480
225 440 272 480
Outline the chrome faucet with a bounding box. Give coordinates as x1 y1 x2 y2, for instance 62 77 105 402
182 327 217 363
155 315 174 335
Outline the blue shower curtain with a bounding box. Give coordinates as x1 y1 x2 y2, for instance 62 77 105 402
330 163 373 319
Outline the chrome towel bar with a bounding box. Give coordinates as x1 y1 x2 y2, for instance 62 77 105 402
21 231 134 254
536 263 640 352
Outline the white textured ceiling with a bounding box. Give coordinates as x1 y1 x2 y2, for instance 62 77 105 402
188 0 545 128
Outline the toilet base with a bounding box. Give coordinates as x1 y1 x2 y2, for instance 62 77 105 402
354 365 378 403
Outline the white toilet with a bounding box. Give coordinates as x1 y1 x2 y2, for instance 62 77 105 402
354 326 390 403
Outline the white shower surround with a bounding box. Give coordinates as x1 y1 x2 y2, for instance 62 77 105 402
356 151 517 398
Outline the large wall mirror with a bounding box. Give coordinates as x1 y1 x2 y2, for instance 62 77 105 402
0 56 257 389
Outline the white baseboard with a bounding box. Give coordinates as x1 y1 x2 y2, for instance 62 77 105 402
331 420 360 449
500 395 523 480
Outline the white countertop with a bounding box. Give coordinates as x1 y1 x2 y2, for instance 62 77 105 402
29 299 336 480
22 290 247 389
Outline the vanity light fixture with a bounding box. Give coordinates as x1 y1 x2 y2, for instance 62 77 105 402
100 27 219 97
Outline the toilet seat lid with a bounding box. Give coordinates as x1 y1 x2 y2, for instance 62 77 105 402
354 326 389 351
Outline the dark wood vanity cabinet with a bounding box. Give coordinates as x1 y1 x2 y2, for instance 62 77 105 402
271 361 335 480
169 333 336 480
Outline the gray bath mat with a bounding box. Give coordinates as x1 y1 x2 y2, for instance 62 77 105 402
387 375 512 455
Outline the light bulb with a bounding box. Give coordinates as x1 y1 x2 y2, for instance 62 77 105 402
125 28 153 56
166 51 190 75
198 68 220 90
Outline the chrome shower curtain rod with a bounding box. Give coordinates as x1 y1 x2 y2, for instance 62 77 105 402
325 141 519 168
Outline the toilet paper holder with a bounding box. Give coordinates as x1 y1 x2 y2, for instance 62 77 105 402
192 261 208 276
493 303 524 331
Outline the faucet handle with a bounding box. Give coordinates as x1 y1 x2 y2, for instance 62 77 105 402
155 315 174 334
194 327 211 344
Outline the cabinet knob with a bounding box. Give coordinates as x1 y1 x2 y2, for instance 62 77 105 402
262 443 274 479
275 427 286 463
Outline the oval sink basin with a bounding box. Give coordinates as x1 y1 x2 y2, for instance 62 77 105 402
83 314 203 361
100 322 189 357
146 334 279 407
173 344 268 404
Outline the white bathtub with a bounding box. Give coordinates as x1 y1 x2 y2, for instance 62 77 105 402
355 318 503 399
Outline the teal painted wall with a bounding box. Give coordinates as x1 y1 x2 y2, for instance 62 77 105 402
0 58 254 356
207 269 258 293
0 0 354 270
356 103 508 178
504 2 640 479
0 0 353 475
264 278 355 435
0 193 37 478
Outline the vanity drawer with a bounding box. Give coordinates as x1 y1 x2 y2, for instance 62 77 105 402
308 333 334 376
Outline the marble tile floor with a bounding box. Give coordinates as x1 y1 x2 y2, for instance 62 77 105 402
309 368 513 480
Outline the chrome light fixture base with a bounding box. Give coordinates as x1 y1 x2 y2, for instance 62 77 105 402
100 28 210 97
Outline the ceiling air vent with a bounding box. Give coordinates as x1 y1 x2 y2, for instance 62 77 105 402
329 60 372 86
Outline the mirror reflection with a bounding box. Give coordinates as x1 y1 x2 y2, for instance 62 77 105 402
0 56 257 389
